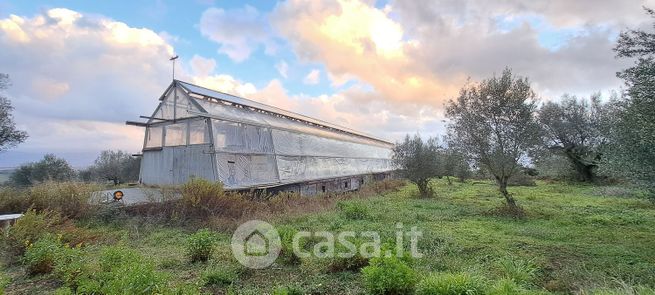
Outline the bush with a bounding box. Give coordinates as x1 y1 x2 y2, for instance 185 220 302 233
186 229 216 263
181 178 253 218
22 234 62 275
338 201 369 220
361 254 417 295
5 210 62 255
415 272 486 295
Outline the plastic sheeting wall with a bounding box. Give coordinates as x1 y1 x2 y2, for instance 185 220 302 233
210 118 392 189
140 144 216 185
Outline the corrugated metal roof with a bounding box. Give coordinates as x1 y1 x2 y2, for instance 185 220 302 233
175 80 393 145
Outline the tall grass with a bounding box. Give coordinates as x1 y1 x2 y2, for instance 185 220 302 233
0 181 100 219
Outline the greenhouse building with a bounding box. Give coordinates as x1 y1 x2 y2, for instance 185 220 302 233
127 80 394 195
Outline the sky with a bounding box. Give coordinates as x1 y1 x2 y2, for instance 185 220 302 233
0 0 652 167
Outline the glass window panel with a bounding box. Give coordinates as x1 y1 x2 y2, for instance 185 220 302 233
189 119 209 145
165 122 187 146
145 126 163 148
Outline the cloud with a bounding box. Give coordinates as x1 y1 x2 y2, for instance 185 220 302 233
0 8 174 164
199 5 276 62
272 0 651 109
275 60 289 78
303 69 320 84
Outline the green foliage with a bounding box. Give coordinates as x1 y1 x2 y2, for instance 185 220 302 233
487 278 532 295
21 234 61 275
338 201 369 220
0 73 28 153
5 209 62 255
80 150 141 184
537 94 606 182
415 272 486 295
393 134 442 198
186 228 216 263
0 273 9 295
496 257 537 286
272 285 304 295
608 8 655 200
361 254 418 295
9 154 75 187
276 226 301 265
446 68 542 207
182 178 225 208
202 265 240 287
52 245 88 289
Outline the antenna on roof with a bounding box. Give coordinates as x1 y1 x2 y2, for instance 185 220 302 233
169 55 179 81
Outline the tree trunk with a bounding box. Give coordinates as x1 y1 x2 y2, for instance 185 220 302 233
416 180 431 198
564 150 596 182
497 177 517 207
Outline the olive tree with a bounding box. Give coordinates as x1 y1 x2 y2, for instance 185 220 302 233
0 74 28 152
81 150 140 184
537 94 606 182
9 154 76 187
607 7 655 197
392 134 442 198
446 69 542 208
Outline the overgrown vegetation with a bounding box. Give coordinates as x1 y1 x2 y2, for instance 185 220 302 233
1 179 654 294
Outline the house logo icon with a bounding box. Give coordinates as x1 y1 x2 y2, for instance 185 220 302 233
231 220 281 269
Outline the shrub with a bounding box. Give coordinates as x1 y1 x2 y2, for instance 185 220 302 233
496 257 537 286
0 187 29 214
22 234 62 275
202 265 240 287
182 178 224 208
186 229 216 263
338 201 369 220
5 209 62 255
27 181 99 219
180 178 253 218
415 272 486 295
361 254 417 295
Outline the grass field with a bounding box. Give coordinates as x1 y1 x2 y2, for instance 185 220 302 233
2 179 655 294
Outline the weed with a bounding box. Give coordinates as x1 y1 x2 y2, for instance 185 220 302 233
361 254 417 295
415 272 486 295
202 265 240 287
22 234 62 275
272 285 304 295
338 201 369 220
186 228 216 263
496 256 538 286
